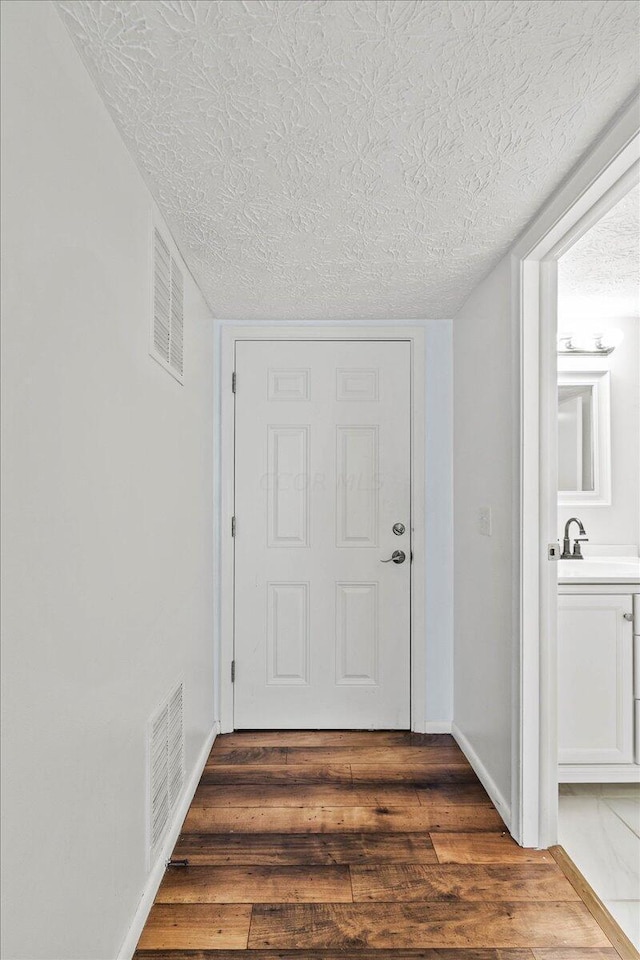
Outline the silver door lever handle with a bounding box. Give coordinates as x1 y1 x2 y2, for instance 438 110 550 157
381 550 406 564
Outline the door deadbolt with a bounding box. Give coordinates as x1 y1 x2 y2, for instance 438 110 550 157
381 550 406 564
392 522 405 536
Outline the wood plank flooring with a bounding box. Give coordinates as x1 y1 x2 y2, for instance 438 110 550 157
134 731 622 958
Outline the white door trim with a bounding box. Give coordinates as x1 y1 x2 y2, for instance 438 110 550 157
512 99 640 848
219 323 427 734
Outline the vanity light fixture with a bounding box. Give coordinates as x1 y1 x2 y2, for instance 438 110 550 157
557 330 623 356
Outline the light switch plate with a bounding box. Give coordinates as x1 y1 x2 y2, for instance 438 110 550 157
478 506 492 537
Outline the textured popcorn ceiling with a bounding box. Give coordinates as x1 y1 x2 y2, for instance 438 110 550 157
559 185 640 322
56 0 639 320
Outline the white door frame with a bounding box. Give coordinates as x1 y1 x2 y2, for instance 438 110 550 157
218 324 427 734
512 100 640 848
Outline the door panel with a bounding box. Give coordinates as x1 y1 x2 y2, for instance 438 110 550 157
234 340 411 729
335 581 379 685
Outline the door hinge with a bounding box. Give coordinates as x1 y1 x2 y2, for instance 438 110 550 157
231 660 236 683
232 371 236 393
548 542 561 560
231 516 236 537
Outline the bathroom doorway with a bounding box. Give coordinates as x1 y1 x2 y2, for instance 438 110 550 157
514 109 639 856
554 184 640 949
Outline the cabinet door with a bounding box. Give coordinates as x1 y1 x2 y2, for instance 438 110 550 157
558 594 633 764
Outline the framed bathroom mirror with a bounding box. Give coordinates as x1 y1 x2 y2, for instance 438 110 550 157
557 369 611 505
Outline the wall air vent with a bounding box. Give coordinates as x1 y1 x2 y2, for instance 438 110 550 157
148 681 184 864
151 227 184 383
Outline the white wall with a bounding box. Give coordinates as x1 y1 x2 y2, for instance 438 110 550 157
452 256 514 817
556 316 640 550
0 3 215 958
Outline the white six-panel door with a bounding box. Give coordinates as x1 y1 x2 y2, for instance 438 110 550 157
233 340 411 728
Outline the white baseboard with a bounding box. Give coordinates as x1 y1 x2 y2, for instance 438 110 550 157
117 721 220 960
452 722 511 830
414 720 453 734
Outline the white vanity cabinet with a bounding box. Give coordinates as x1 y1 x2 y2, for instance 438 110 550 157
558 591 637 781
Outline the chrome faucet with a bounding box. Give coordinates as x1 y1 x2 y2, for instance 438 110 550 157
561 517 588 559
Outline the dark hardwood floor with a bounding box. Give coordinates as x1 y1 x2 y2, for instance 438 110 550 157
134 731 622 958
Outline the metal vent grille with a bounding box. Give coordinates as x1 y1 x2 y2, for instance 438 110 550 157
169 261 184 379
168 682 184 808
148 681 184 863
152 228 184 383
153 230 171 363
149 704 169 852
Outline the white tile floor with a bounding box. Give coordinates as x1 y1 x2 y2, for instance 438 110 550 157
559 783 640 949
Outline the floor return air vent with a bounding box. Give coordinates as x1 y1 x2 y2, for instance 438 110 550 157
148 681 184 865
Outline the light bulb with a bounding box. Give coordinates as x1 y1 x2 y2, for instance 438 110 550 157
595 329 623 352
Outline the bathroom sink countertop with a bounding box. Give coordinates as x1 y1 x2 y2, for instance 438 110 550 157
558 557 640 584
